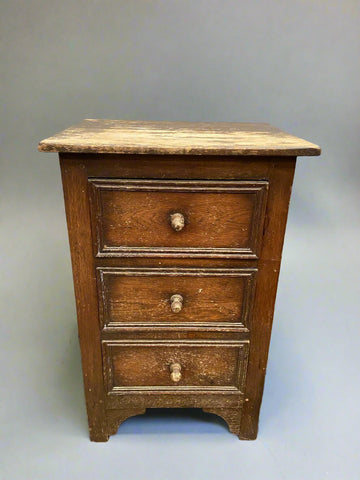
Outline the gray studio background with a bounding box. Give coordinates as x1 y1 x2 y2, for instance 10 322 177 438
1 1 359 479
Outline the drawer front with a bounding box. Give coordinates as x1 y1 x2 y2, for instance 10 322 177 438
103 340 249 393
97 267 256 329
89 179 268 258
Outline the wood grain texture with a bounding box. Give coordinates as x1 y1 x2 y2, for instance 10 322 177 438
89 179 268 258
238 159 297 440
97 267 256 329
59 157 108 442
106 392 243 410
102 340 249 392
47 121 316 442
38 119 321 156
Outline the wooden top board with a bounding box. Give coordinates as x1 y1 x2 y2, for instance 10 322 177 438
38 119 321 156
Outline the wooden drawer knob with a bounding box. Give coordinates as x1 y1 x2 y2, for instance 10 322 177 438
170 294 183 313
170 363 182 382
170 212 185 231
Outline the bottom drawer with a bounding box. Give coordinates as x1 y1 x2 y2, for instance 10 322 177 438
103 340 249 393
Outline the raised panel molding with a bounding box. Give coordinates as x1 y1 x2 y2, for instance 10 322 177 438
97 267 257 331
102 339 249 395
89 179 269 258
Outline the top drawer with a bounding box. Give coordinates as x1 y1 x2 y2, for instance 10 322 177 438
89 179 268 258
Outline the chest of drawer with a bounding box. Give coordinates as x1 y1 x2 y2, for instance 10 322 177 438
97 267 256 329
89 179 268 258
39 119 320 442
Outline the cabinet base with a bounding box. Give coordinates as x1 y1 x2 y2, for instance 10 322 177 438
89 407 257 442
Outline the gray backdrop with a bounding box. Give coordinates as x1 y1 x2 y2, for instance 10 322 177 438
1 1 359 479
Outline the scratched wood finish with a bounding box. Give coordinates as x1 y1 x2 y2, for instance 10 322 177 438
203 407 243 435
105 391 243 410
106 407 242 437
59 158 108 442
38 119 321 156
239 162 296 439
89 179 268 258
103 341 248 391
57 152 297 441
97 267 256 328
40 120 320 442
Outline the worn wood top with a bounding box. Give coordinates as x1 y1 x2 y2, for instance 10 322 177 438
38 119 321 156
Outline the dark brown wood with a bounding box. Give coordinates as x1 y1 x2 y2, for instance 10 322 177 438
103 340 249 392
59 157 108 442
105 392 243 412
89 179 268 258
84 153 280 179
94 256 258 269
38 119 321 156
106 409 146 437
39 120 318 442
97 267 256 329
238 160 296 439
106 406 243 437
203 407 243 435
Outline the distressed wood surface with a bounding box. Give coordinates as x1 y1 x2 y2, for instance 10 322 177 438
89 179 268 258
103 340 248 391
97 267 256 328
106 407 242 438
57 152 297 441
203 407 243 436
49 122 318 442
106 408 146 439
238 159 296 439
59 157 108 442
38 119 321 156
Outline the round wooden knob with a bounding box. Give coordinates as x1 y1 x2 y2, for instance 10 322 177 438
170 363 182 382
170 294 183 313
170 212 185 231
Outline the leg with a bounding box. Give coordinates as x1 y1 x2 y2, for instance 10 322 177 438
104 408 147 439
202 407 248 438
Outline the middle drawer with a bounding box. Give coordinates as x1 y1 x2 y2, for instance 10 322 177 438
97 267 257 329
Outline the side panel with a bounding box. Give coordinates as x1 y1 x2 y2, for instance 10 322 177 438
239 159 296 439
59 155 108 441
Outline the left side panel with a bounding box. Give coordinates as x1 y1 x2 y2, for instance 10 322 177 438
59 153 108 441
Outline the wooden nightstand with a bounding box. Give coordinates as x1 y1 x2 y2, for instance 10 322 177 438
39 120 320 441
